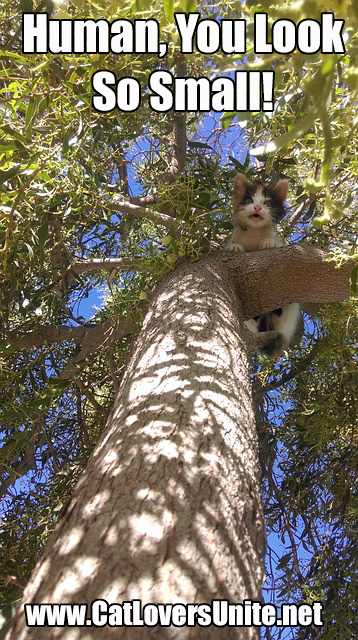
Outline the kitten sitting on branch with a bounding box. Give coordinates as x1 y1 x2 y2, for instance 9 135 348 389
226 173 303 358
226 172 288 252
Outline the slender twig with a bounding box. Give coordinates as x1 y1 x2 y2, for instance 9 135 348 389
75 384 90 447
103 184 158 206
0 572 26 589
267 470 304 586
254 341 321 400
74 378 107 416
43 427 60 473
70 258 152 275
288 195 316 227
107 348 120 394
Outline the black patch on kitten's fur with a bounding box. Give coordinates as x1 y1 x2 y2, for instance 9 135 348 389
239 184 286 222
260 334 285 358
257 311 284 357
257 314 276 333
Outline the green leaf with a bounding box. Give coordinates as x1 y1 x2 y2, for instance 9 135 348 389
20 0 33 11
68 268 84 284
24 242 34 261
38 216 49 247
164 0 174 21
0 51 27 63
48 377 72 389
344 192 353 209
0 164 22 184
321 57 334 75
220 111 250 130
184 0 197 11
220 112 235 129
250 110 317 156
278 158 297 165
0 140 20 152
25 98 39 141
188 141 214 151
277 553 292 569
303 199 316 221
228 156 244 170
319 106 334 183
1 125 28 145
38 96 50 116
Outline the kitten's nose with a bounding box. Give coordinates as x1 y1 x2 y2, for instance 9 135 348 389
254 205 262 212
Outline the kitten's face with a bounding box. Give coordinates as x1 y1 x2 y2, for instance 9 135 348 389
232 175 288 229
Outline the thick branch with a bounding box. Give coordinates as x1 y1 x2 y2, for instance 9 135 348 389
58 316 138 379
7 325 88 350
128 194 158 206
70 258 151 275
103 185 157 207
7 247 352 352
222 245 353 318
59 301 148 379
171 115 186 175
104 188 159 206
170 56 187 175
7 317 135 351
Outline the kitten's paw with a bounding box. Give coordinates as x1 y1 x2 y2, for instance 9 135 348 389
244 318 258 334
260 238 282 250
225 241 244 252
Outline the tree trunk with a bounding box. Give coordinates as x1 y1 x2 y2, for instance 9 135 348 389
6 255 265 639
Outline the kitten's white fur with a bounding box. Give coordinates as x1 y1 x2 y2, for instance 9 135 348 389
227 185 284 252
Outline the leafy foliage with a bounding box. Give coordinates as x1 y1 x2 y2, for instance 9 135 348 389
0 0 357 638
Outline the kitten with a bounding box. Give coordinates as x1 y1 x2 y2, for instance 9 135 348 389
226 173 287 252
226 173 302 358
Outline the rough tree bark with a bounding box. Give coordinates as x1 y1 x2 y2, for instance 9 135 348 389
5 247 352 640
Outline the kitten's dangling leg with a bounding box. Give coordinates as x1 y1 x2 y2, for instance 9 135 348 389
244 318 259 333
258 304 301 357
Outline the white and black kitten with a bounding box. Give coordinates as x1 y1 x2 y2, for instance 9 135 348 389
226 173 302 358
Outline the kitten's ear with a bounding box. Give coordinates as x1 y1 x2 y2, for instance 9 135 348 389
273 179 289 202
232 173 250 209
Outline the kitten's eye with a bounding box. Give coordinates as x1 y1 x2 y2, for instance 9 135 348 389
242 197 253 204
264 199 271 204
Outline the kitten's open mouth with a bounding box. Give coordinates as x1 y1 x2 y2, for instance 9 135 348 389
249 213 262 220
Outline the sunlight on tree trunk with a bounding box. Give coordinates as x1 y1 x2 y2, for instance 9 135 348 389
6 257 264 640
